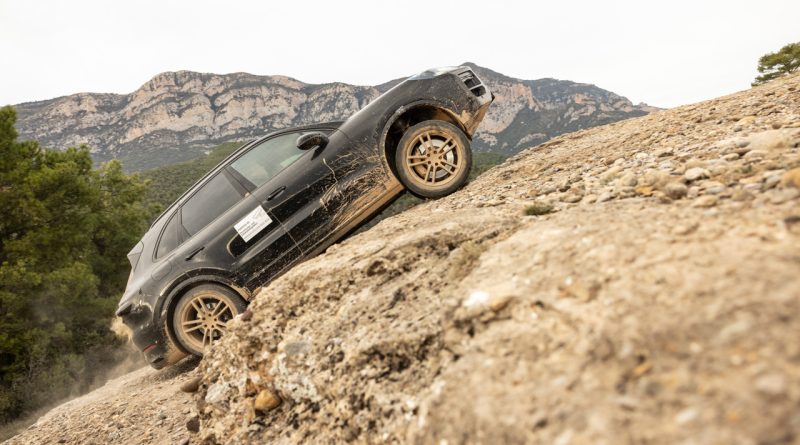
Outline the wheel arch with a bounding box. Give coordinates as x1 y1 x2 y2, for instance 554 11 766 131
381 102 468 179
156 271 251 353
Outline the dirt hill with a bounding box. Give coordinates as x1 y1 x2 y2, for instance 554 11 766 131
6 74 800 445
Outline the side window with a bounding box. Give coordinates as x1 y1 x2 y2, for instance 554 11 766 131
181 173 243 236
230 132 307 189
156 212 180 258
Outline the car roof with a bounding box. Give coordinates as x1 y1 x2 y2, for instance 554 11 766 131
148 121 344 229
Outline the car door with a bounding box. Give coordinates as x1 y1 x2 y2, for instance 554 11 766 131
226 128 366 266
275 127 389 255
175 169 298 289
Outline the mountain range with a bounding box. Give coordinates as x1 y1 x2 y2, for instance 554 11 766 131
13 63 657 171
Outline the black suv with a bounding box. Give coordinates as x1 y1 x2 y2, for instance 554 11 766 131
116 66 493 368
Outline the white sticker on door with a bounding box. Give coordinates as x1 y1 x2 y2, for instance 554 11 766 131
234 206 273 243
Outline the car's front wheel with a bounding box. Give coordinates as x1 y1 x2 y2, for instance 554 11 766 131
171 284 247 356
395 120 472 198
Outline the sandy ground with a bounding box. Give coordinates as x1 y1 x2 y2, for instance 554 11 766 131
6 73 800 445
4 359 200 445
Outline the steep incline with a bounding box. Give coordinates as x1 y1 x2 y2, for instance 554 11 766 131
6 74 799 445
194 74 800 444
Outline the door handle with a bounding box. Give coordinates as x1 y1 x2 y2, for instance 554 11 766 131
267 186 286 201
185 246 205 261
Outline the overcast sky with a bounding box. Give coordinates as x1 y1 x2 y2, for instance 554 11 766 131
1 0 798 108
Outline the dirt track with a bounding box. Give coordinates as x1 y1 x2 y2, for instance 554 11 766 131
6 73 800 444
3 359 200 445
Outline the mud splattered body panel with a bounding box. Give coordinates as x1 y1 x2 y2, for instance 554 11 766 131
115 66 493 368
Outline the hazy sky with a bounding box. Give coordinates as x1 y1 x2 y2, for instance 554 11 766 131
1 0 798 108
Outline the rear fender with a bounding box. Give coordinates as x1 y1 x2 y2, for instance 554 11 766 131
155 271 251 352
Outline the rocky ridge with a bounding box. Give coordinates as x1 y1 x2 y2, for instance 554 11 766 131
6 74 800 444
13 63 651 170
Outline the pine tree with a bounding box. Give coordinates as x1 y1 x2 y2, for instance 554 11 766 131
753 42 800 86
0 106 150 421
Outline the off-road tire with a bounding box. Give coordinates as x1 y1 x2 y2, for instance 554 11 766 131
171 284 247 356
395 120 472 198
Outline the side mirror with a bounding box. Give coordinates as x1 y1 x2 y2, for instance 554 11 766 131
296 132 329 151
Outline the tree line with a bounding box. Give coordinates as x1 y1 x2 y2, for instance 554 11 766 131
0 106 152 423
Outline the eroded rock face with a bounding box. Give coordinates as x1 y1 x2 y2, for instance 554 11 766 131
194 73 800 444
14 64 652 170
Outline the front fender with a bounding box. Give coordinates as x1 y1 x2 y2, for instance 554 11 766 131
377 99 469 171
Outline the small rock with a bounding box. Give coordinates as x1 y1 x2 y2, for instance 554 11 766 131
703 181 726 194
561 193 583 203
743 182 762 192
180 376 203 393
481 199 504 207
675 407 700 425
684 167 710 181
619 173 638 187
783 215 800 234
722 153 740 161
692 195 718 208
186 416 200 433
654 191 672 204
254 389 282 412
240 309 253 321
780 168 800 188
664 182 688 199
489 295 514 312
743 149 768 160
672 222 699 235
748 129 791 151
769 188 800 204
617 186 636 198
365 259 388 276
755 373 787 397
602 166 624 182
736 139 750 148
732 189 755 201
613 395 640 409
597 192 614 203
656 147 674 157
641 169 670 187
558 281 600 302
524 202 554 216
737 115 756 126
635 186 654 196
764 174 782 190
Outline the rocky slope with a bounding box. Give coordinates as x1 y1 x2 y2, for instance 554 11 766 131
6 74 800 445
13 64 652 170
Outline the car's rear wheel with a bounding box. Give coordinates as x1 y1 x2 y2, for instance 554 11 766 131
172 284 247 356
395 120 472 198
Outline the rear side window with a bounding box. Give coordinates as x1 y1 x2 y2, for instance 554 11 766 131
156 213 180 258
230 132 306 189
181 173 243 236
